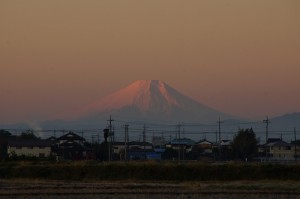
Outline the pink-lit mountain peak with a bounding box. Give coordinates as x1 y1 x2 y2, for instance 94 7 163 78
83 80 181 114
127 80 180 108
69 80 233 123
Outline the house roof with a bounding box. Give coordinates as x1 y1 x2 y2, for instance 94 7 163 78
58 140 84 149
46 136 57 142
128 149 154 153
7 139 52 147
220 140 232 146
170 138 195 146
266 140 292 147
57 132 85 141
114 141 153 147
129 141 153 146
267 138 282 144
196 139 213 145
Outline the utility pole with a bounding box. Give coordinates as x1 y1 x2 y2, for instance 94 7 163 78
182 124 185 161
62 129 65 159
107 115 114 161
263 116 270 161
111 127 115 145
214 130 218 161
124 124 129 161
142 124 146 159
103 128 109 160
177 123 181 161
263 116 270 144
217 118 223 161
161 131 165 150
294 127 297 162
217 117 223 143
143 124 146 150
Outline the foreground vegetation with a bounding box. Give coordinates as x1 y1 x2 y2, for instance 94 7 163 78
1 161 300 181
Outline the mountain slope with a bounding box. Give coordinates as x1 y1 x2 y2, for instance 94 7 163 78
269 112 300 131
67 80 234 124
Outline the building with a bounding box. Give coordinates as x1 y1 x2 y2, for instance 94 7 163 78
218 139 232 160
7 139 52 158
166 138 195 153
113 141 155 160
113 141 153 153
187 139 215 160
266 140 298 162
194 139 214 155
152 136 167 147
53 131 88 160
220 139 232 147
258 138 300 162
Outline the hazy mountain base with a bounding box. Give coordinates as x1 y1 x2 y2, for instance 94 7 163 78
1 112 299 142
0 179 299 199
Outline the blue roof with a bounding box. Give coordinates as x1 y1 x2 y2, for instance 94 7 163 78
170 138 195 145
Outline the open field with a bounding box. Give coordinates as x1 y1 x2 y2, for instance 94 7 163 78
0 180 300 199
1 161 300 198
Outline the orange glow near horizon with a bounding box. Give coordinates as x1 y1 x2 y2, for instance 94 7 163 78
0 0 300 124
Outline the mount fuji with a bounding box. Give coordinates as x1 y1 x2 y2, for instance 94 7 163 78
2 80 299 142
59 80 235 127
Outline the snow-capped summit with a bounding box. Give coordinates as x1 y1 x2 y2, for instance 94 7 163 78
67 80 234 123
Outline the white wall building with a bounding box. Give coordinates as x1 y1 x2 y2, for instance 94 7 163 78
7 139 52 158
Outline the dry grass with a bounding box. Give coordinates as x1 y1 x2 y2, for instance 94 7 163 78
1 179 300 198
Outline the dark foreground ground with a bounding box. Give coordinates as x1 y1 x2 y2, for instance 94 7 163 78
1 180 300 199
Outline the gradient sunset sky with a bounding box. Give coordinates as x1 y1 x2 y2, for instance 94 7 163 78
1 0 300 124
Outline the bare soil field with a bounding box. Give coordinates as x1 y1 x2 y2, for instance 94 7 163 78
0 180 300 199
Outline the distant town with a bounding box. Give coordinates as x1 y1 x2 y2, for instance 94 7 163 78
1 116 299 163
